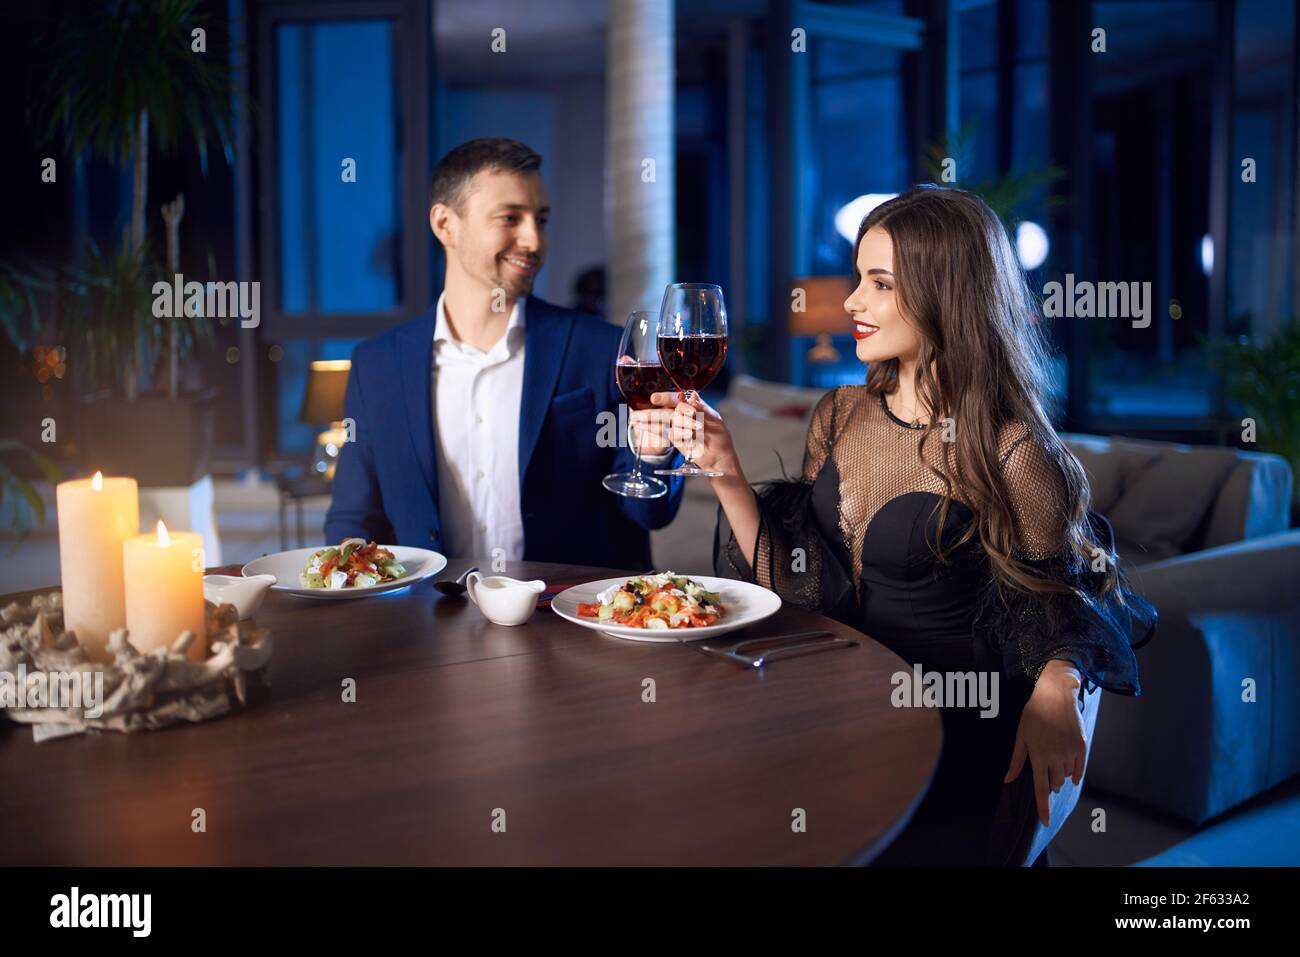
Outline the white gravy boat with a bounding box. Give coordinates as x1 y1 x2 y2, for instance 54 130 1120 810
465 573 545 626
204 574 277 619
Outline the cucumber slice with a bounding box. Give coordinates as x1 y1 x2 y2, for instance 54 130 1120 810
646 618 669 630
612 591 636 611
354 573 379 588
597 604 614 620
300 571 325 588
381 562 406 579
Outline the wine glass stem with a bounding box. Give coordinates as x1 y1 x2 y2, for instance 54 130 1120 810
630 418 646 479
682 389 698 466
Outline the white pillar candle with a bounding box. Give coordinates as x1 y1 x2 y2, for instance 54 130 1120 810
56 471 139 662
123 521 207 662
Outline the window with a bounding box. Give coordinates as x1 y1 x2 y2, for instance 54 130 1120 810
810 38 909 276
786 5 923 386
1230 0 1296 339
276 21 401 314
254 0 431 459
256 0 431 342
1086 0 1219 422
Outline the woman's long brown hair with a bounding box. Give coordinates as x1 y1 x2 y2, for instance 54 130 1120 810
856 185 1119 599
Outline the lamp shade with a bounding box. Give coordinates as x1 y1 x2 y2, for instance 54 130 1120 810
789 276 855 336
299 359 351 424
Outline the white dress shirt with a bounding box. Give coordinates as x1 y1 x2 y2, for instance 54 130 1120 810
431 293 526 561
430 293 674 561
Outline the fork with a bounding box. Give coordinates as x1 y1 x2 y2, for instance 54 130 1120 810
695 631 860 668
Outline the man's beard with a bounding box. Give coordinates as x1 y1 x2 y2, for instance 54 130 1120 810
493 259 538 299
497 271 534 299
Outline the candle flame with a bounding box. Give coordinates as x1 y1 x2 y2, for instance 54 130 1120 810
92 471 103 491
156 520 170 547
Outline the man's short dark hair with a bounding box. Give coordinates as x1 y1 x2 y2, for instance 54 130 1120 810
428 138 543 212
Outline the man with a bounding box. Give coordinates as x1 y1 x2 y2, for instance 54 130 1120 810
325 138 683 568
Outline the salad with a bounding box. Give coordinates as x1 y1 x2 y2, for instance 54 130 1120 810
576 572 725 629
299 539 408 590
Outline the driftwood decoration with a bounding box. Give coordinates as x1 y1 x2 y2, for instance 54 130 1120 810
0 591 271 741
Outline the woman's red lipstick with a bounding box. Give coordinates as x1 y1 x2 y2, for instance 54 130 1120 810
852 320 879 341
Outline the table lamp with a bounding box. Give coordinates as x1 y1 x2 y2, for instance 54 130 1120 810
300 359 351 480
791 276 854 364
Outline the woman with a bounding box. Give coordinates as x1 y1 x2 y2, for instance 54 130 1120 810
637 185 1156 865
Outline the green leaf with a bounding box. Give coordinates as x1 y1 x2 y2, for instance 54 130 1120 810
0 441 62 543
25 448 64 485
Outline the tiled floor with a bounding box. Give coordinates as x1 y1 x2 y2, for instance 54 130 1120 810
1056 777 1300 867
1048 788 1196 866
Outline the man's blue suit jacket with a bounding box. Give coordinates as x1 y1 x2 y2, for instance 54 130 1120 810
324 296 684 569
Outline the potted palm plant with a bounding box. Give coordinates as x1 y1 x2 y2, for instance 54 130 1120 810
1213 324 1300 524
34 0 235 486
65 242 217 486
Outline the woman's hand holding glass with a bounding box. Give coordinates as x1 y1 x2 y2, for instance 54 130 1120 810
633 391 739 475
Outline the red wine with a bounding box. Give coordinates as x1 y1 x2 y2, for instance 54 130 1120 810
616 362 677 410
657 335 728 393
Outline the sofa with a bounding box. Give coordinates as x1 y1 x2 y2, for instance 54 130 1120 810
651 374 1300 866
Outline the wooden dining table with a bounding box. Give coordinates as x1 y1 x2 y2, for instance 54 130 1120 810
0 559 942 866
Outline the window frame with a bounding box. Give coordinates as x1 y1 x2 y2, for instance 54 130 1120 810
254 0 432 339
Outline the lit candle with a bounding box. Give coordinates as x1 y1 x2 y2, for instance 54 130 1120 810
123 521 207 661
56 471 139 662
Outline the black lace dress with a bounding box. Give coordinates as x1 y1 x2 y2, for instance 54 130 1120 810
714 386 1157 865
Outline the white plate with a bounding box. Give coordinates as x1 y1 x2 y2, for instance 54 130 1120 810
550 575 781 642
241 546 447 599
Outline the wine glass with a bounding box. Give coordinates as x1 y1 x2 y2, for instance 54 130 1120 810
653 283 728 478
602 310 671 499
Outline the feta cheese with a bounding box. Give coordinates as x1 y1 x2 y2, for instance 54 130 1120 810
328 570 348 590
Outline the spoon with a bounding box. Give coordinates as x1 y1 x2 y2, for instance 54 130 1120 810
434 566 479 598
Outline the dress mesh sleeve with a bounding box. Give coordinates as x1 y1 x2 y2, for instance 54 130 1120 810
972 433 1157 696
713 389 854 616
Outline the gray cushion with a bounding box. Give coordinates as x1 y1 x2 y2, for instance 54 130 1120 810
727 374 828 416
1199 452 1294 549
1066 439 1162 515
1107 442 1240 562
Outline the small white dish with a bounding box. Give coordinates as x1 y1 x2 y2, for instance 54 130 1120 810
204 573 277 619
550 575 782 642
465 572 545 626
241 546 447 599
